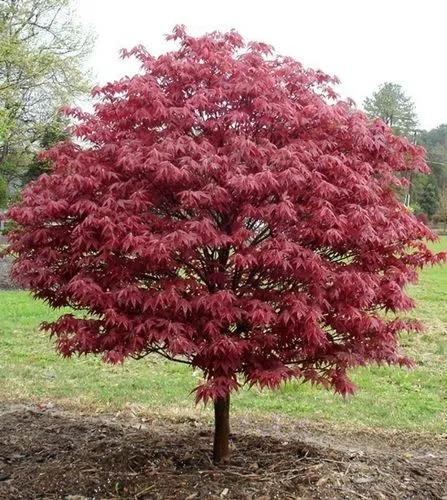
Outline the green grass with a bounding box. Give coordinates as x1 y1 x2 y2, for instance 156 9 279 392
1 237 446 431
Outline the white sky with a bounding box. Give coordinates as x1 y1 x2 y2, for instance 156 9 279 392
76 0 446 130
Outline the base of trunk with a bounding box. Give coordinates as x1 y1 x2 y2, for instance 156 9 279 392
213 395 230 463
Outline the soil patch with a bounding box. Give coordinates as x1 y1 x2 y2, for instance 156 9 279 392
0 403 446 499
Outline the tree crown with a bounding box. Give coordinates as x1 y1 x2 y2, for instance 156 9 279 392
7 27 445 402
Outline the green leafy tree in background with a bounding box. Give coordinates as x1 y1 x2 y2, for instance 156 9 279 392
418 125 447 188
413 125 447 221
364 82 418 137
417 179 438 219
435 185 447 231
22 117 68 185
364 82 420 212
0 0 93 205
0 176 7 207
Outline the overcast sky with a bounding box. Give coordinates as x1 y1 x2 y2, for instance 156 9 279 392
76 0 446 130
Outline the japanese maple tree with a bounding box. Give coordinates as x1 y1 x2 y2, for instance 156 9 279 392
6 27 444 462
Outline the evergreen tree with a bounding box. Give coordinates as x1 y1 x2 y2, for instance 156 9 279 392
418 180 438 219
364 82 418 137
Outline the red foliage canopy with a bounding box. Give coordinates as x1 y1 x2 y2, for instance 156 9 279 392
6 27 445 402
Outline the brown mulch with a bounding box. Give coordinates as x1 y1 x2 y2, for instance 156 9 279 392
0 403 446 499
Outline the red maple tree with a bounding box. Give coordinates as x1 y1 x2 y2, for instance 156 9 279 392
6 27 444 462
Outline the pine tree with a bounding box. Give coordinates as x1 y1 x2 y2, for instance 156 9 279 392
364 82 418 137
419 181 439 219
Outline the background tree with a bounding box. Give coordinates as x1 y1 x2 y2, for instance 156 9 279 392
6 27 444 463
407 124 447 219
435 185 447 232
363 82 419 210
418 124 447 187
363 82 418 137
22 117 68 185
0 175 7 207
0 0 93 202
417 179 438 219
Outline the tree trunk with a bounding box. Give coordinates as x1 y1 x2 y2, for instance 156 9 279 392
213 395 230 463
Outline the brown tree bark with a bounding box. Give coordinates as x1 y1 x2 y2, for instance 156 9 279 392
213 395 230 463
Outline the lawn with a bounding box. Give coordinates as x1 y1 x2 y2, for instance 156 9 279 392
1 237 446 431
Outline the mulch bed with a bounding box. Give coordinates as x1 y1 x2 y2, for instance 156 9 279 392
0 403 446 499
